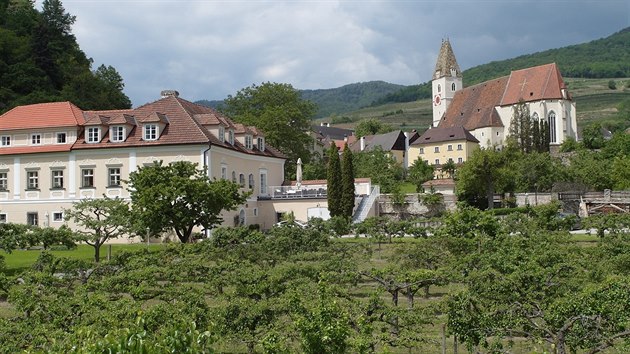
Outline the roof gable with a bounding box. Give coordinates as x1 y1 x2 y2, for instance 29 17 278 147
500 63 569 106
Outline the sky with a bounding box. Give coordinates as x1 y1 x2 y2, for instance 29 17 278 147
37 0 630 107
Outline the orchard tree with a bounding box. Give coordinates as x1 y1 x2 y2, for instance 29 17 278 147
222 82 316 174
341 143 355 218
327 143 343 217
64 197 129 262
128 161 249 243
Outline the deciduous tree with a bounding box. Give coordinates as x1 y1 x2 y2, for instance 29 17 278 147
64 196 129 262
127 161 249 243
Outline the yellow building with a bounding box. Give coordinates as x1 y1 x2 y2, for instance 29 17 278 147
408 126 479 177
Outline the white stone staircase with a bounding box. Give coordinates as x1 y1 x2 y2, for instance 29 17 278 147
352 185 380 223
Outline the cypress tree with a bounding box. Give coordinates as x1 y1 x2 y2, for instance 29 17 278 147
341 143 355 218
327 143 343 217
532 118 540 152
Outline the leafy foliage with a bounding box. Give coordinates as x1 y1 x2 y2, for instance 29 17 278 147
0 0 130 113
354 118 394 138
127 161 249 243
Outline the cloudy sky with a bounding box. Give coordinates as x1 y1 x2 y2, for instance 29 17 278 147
37 0 630 106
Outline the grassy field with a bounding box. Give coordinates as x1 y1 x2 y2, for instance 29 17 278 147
317 78 630 133
1 243 162 274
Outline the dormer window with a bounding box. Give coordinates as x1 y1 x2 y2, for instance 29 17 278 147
257 137 265 152
1 136 11 146
228 129 234 145
87 127 101 143
110 126 125 142
56 132 67 144
245 135 253 149
144 124 158 141
31 134 41 145
218 126 225 143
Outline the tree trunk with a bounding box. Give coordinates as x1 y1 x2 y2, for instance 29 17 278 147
93 244 101 262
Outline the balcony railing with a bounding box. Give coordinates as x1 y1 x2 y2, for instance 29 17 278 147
260 185 328 200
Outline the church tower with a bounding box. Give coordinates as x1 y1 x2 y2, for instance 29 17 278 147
432 39 462 127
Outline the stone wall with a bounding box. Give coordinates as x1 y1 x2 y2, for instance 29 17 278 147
514 192 555 207
378 193 457 220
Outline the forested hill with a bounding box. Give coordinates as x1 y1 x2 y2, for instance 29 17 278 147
464 27 630 86
0 0 131 114
372 27 630 107
300 81 405 118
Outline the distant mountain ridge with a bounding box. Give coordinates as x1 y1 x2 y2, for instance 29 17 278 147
197 27 630 118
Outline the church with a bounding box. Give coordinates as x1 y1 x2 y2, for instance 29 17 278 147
431 39 578 149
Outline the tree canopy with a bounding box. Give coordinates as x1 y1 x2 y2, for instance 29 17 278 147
0 0 131 112
222 82 317 175
127 161 249 243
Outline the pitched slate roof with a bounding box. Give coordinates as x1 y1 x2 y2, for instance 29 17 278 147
433 39 462 80
439 77 508 130
0 101 85 130
501 63 570 106
412 126 479 145
313 125 354 141
350 130 407 152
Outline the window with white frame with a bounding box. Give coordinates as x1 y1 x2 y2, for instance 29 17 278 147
110 126 125 142
447 144 453 151
0 213 6 223
458 157 463 163
228 130 235 145
56 132 67 144
1 136 11 146
27 171 39 189
26 212 38 226
257 137 265 151
53 212 63 222
51 170 64 189
31 134 41 145
87 127 101 143
81 168 94 188
435 159 440 165
245 135 253 149
221 165 227 180
419 147 424 154
144 124 158 140
248 174 254 189
253 208 258 217
218 126 225 143
434 146 440 153
108 167 121 186
457 144 462 151
0 172 7 190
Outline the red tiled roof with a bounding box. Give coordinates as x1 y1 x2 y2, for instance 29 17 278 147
0 144 73 156
439 77 508 130
0 102 85 130
501 63 569 106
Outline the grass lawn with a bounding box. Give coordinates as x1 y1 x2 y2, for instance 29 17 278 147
1 243 163 274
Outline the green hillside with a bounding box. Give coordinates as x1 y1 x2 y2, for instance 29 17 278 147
300 81 405 118
319 77 630 134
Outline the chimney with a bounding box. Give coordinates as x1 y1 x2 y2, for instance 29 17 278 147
360 136 365 151
161 90 179 98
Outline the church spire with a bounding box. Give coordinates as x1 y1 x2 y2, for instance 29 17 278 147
433 38 462 80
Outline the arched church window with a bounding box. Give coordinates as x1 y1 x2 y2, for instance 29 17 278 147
437 84 441 93
451 83 456 91
238 209 245 226
548 111 557 143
